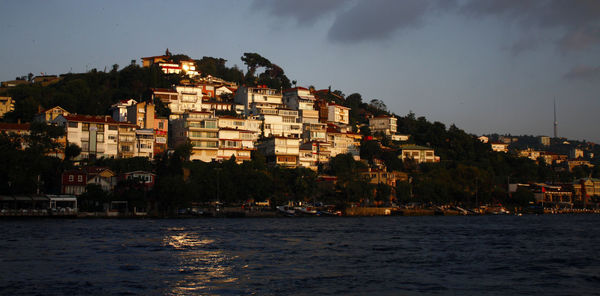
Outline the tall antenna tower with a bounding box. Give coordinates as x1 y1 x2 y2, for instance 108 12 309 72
553 98 558 138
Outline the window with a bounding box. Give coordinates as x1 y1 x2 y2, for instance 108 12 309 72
82 123 89 131
108 125 117 131
77 175 83 182
68 175 74 182
158 122 164 129
68 122 78 128
97 124 104 131
97 133 104 142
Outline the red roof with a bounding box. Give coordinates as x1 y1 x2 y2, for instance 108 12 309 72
283 87 309 93
64 114 119 124
151 88 177 94
0 123 30 131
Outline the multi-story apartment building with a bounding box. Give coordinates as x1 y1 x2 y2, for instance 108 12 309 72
154 117 168 155
256 108 302 138
257 136 300 167
135 129 155 158
53 115 122 160
117 123 137 158
399 145 439 163
171 111 219 162
302 122 327 143
326 126 361 160
298 140 331 170
110 99 137 122
217 128 255 162
328 103 350 125
234 86 284 115
369 115 397 136
217 116 262 134
127 101 155 129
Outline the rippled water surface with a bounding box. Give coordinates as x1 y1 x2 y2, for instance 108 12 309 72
1 215 600 295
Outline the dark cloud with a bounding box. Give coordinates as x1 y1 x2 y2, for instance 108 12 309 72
564 65 600 81
507 35 542 56
461 0 600 52
252 0 349 25
254 0 600 52
327 0 435 43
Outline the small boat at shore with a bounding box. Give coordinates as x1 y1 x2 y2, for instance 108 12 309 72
294 206 318 215
276 205 296 216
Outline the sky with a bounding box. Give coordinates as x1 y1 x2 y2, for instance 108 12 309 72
1 0 599 142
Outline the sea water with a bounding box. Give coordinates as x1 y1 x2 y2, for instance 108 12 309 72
1 215 599 295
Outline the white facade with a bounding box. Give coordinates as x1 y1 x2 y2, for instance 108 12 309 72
135 129 155 159
326 129 360 160
54 115 120 160
400 145 438 163
218 128 255 162
327 103 350 125
369 116 397 135
110 99 137 122
171 112 219 162
258 137 300 167
257 109 302 138
234 86 284 115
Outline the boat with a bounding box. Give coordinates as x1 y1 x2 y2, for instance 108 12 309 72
294 206 318 215
276 205 295 216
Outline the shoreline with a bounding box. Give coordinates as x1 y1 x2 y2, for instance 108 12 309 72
2 207 600 219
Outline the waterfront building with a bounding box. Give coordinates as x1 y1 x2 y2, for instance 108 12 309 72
171 111 218 162
120 171 156 190
530 183 573 206
53 115 122 160
257 136 300 167
573 178 600 207
61 167 116 195
0 122 31 149
399 145 439 163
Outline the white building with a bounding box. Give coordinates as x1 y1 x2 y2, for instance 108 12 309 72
257 137 300 167
399 145 439 163
283 87 319 124
327 103 350 125
234 86 284 115
326 126 361 160
135 129 155 159
110 99 137 122
171 111 219 162
217 128 255 162
53 115 121 160
369 115 397 135
298 141 331 170
256 108 302 138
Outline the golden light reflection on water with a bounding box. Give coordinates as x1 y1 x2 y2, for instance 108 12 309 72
163 230 238 294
